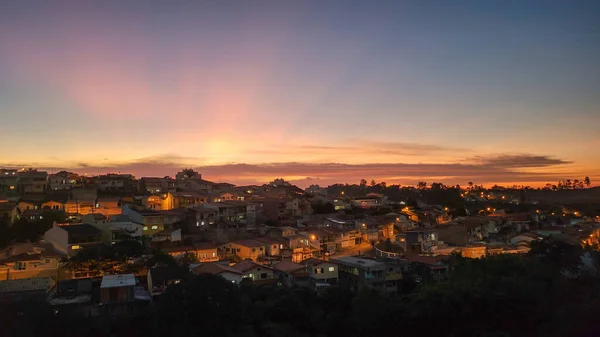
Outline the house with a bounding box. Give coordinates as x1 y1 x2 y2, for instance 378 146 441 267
302 227 362 253
0 243 64 281
95 197 122 217
272 261 309 287
19 209 46 222
192 262 243 284
265 226 297 239
47 279 93 314
139 177 176 194
193 242 219 263
219 239 266 261
100 274 137 304
152 227 182 243
352 195 384 209
510 232 541 246
255 236 289 260
305 184 328 196
123 205 165 235
285 198 312 218
171 191 208 208
18 170 48 195
204 201 256 225
70 188 97 202
403 228 438 253
175 169 214 191
302 257 339 287
41 199 66 211
330 256 387 289
0 277 53 300
186 204 218 232
233 259 276 284
147 266 189 297
0 169 19 195
0 201 18 224
64 199 96 216
48 171 80 191
405 254 448 282
18 200 39 212
82 214 143 243
44 223 102 257
96 174 135 193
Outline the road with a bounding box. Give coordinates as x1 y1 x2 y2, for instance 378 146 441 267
329 242 375 258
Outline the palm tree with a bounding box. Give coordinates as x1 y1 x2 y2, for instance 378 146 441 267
584 176 591 188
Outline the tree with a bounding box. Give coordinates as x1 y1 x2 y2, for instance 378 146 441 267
417 181 427 190
370 179 377 187
359 179 367 188
584 176 591 188
180 252 199 266
468 181 474 190
313 202 335 214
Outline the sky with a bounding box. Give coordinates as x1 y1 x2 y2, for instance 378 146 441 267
1 1 599 187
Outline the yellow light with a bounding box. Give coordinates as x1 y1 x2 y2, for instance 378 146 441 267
9 186 14 190
444 207 448 211
487 207 491 211
362 223 366 227
71 245 81 250
310 234 316 240
341 191 344 195
536 210 539 213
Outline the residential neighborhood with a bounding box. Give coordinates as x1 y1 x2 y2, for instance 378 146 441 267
1 168 599 336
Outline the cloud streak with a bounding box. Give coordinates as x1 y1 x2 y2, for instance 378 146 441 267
2 153 587 188
470 154 573 168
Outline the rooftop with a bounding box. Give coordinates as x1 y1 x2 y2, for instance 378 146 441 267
60 223 102 236
301 257 329 266
229 239 266 248
273 261 306 273
233 259 272 272
100 274 136 288
193 262 242 275
330 256 386 270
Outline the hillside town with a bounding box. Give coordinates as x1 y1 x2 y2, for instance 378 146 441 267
1 167 599 309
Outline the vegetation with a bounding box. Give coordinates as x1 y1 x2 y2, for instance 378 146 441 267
4 239 600 336
0 210 67 249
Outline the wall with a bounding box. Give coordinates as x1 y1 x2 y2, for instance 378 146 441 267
222 242 265 261
307 262 339 282
44 225 69 255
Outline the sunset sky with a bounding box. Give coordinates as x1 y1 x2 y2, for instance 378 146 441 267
1 1 599 187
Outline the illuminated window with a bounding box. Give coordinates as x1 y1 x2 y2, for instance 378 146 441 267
151 225 158 230
212 252 216 258
279 244 283 249
328 267 335 272
71 245 81 250
143 226 148 231
9 186 14 190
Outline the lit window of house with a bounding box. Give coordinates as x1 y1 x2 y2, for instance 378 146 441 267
328 267 335 272
151 225 158 230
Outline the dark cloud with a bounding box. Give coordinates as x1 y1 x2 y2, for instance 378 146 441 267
471 154 572 168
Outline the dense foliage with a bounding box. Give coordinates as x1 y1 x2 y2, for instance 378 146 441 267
3 239 600 337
